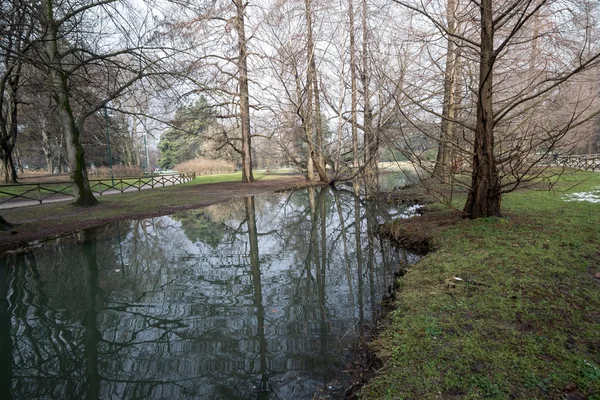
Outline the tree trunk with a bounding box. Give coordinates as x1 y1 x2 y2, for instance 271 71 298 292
15 148 23 174
349 0 359 169
433 0 458 183
1 152 17 184
313 75 326 178
463 0 501 218
294 69 314 181
361 0 377 193
304 0 329 183
334 64 345 174
0 215 12 231
65 117 98 206
235 0 254 183
132 117 141 168
0 73 20 184
40 0 97 206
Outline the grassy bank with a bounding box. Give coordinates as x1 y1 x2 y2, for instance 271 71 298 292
362 171 600 399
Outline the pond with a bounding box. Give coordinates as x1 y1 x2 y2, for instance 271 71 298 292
0 186 417 399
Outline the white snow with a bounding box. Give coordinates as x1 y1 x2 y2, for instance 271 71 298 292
563 186 600 203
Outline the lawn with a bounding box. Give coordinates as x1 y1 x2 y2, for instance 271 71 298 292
361 171 600 399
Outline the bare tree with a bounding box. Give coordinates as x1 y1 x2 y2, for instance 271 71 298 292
159 0 259 183
0 0 34 183
349 0 359 169
393 0 600 218
234 0 255 183
30 0 178 205
361 0 378 191
303 0 329 182
432 0 459 183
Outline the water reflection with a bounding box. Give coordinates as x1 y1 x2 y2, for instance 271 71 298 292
0 187 417 399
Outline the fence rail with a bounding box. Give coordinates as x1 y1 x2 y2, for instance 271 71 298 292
0 173 196 206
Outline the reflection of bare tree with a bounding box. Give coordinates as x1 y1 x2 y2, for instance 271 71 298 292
306 187 331 359
0 187 417 399
245 196 269 399
79 230 101 400
3 250 86 399
354 182 365 334
0 260 13 400
333 189 356 305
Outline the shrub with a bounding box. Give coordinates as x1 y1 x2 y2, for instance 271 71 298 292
89 165 144 179
175 157 235 176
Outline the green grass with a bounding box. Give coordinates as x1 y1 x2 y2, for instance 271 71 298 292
362 171 600 399
183 170 294 185
0 171 283 201
0 183 73 200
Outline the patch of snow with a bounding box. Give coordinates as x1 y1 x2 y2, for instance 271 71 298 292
563 186 600 203
399 204 423 219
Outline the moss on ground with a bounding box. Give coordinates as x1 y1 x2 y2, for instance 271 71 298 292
362 171 600 400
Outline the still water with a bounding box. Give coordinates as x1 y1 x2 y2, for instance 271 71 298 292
0 187 416 399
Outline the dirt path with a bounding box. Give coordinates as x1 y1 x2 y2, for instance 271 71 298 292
0 175 314 252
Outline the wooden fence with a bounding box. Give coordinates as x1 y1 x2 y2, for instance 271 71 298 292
0 173 196 206
556 154 600 172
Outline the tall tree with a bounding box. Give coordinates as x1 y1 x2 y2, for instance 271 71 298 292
234 0 255 183
464 0 499 217
349 0 359 169
432 0 459 183
37 0 98 206
304 0 329 183
361 0 378 191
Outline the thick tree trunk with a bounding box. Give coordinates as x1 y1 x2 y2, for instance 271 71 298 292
0 148 18 184
64 118 98 206
463 0 502 218
0 73 20 184
433 0 458 183
40 0 97 206
235 0 254 183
